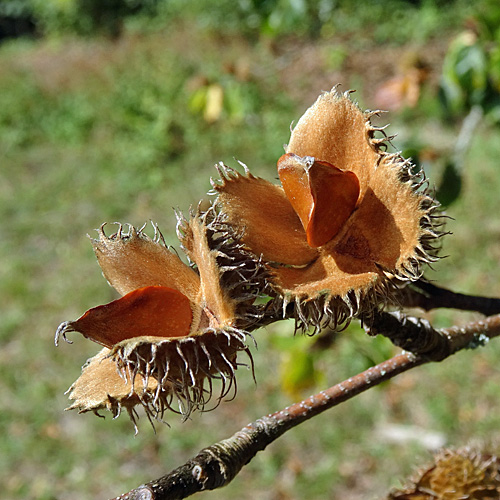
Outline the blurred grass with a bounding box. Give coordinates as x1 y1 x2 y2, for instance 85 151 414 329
2 3 500 499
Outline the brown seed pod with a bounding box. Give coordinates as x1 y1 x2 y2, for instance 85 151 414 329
388 447 500 499
213 88 443 331
56 213 258 427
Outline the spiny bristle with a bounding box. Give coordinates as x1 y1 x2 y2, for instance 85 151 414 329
109 327 253 420
263 258 426 334
93 221 172 250
388 447 500 500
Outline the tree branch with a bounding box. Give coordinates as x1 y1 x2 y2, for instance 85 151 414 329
247 280 500 335
365 310 450 359
396 279 500 316
113 313 500 500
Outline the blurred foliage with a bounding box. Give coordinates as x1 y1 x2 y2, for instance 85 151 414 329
0 0 159 38
276 335 324 399
222 0 333 39
390 1 500 208
33 0 159 37
2 1 500 498
159 0 469 43
439 0 500 122
187 66 262 125
1 0 471 41
436 160 463 207
0 0 31 18
0 0 34 38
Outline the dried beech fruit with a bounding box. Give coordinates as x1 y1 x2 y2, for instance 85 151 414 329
388 447 500 499
213 88 443 330
56 213 260 428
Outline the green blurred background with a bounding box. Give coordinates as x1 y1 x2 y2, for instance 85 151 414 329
2 1 500 498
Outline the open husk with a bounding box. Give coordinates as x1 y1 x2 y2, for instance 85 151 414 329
388 447 500 499
213 88 443 331
56 213 260 427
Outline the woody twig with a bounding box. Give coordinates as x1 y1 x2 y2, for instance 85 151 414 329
113 313 500 500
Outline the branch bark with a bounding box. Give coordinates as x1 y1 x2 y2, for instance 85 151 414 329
396 279 500 316
113 313 500 500
249 281 500 334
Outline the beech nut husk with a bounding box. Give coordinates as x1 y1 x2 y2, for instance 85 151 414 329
212 88 444 331
56 211 263 428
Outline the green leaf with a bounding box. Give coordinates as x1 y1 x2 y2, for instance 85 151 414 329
187 87 208 115
437 161 463 207
440 33 489 115
279 348 319 399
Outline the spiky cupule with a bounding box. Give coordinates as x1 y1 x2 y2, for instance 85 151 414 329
88 384 167 433
269 152 444 333
274 275 393 334
211 127 445 334
110 326 253 418
389 447 500 499
63 215 258 426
